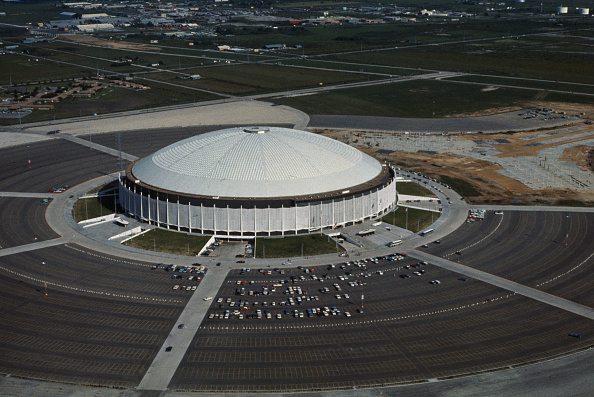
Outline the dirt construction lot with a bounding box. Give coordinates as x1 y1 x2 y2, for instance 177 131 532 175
320 121 594 206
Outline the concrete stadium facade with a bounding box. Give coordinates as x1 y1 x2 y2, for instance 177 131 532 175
119 126 397 236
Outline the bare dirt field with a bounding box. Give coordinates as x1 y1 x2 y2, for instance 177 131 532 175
320 123 594 206
60 35 161 51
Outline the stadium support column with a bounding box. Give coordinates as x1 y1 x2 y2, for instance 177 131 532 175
343 197 346 226
281 204 284 236
177 196 180 231
188 202 192 233
156 194 159 226
213 203 217 235
308 202 311 230
166 196 169 229
138 186 142 220
268 205 271 236
147 192 151 224
240 205 243 237
198 202 202 234
295 204 298 232
254 205 257 237
227 205 230 236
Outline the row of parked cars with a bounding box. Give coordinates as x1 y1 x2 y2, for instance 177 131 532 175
201 239 222 256
467 209 486 222
210 305 355 320
150 263 207 290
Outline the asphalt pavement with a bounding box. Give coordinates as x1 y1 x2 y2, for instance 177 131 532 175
309 112 582 134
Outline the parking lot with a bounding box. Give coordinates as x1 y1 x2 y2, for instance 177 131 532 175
0 127 591 393
0 197 60 249
418 210 594 307
170 249 592 392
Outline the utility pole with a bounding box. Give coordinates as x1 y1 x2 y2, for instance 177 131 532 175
405 208 408 230
42 262 47 296
116 132 123 173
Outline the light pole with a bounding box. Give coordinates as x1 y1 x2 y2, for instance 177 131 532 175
150 238 155 251
405 208 408 230
42 261 47 296
301 243 304 257
27 145 31 169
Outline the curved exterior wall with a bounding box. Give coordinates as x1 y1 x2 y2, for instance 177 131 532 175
118 167 397 237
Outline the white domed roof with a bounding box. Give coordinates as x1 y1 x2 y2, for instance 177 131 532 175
132 126 382 198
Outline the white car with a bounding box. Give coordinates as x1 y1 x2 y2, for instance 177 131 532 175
172 285 179 290
203 296 213 301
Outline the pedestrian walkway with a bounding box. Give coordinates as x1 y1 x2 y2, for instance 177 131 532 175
0 191 57 198
411 251 594 320
59 134 138 161
0 238 67 258
137 266 230 391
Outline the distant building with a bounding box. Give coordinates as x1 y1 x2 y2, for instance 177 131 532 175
76 23 114 32
263 44 286 50
60 12 82 20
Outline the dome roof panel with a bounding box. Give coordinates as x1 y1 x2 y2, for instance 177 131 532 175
132 127 382 198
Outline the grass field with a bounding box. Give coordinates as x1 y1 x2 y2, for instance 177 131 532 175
329 30 594 85
0 54 91 86
381 207 437 233
436 175 482 197
396 182 437 197
276 79 536 117
72 181 122 222
0 79 218 126
2 7 592 124
450 75 594 96
124 228 211 256
143 63 377 95
255 234 345 259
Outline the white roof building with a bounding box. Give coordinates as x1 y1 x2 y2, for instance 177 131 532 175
132 126 382 198
121 126 397 236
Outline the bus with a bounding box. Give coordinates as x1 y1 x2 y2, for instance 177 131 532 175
387 240 402 247
419 228 434 236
